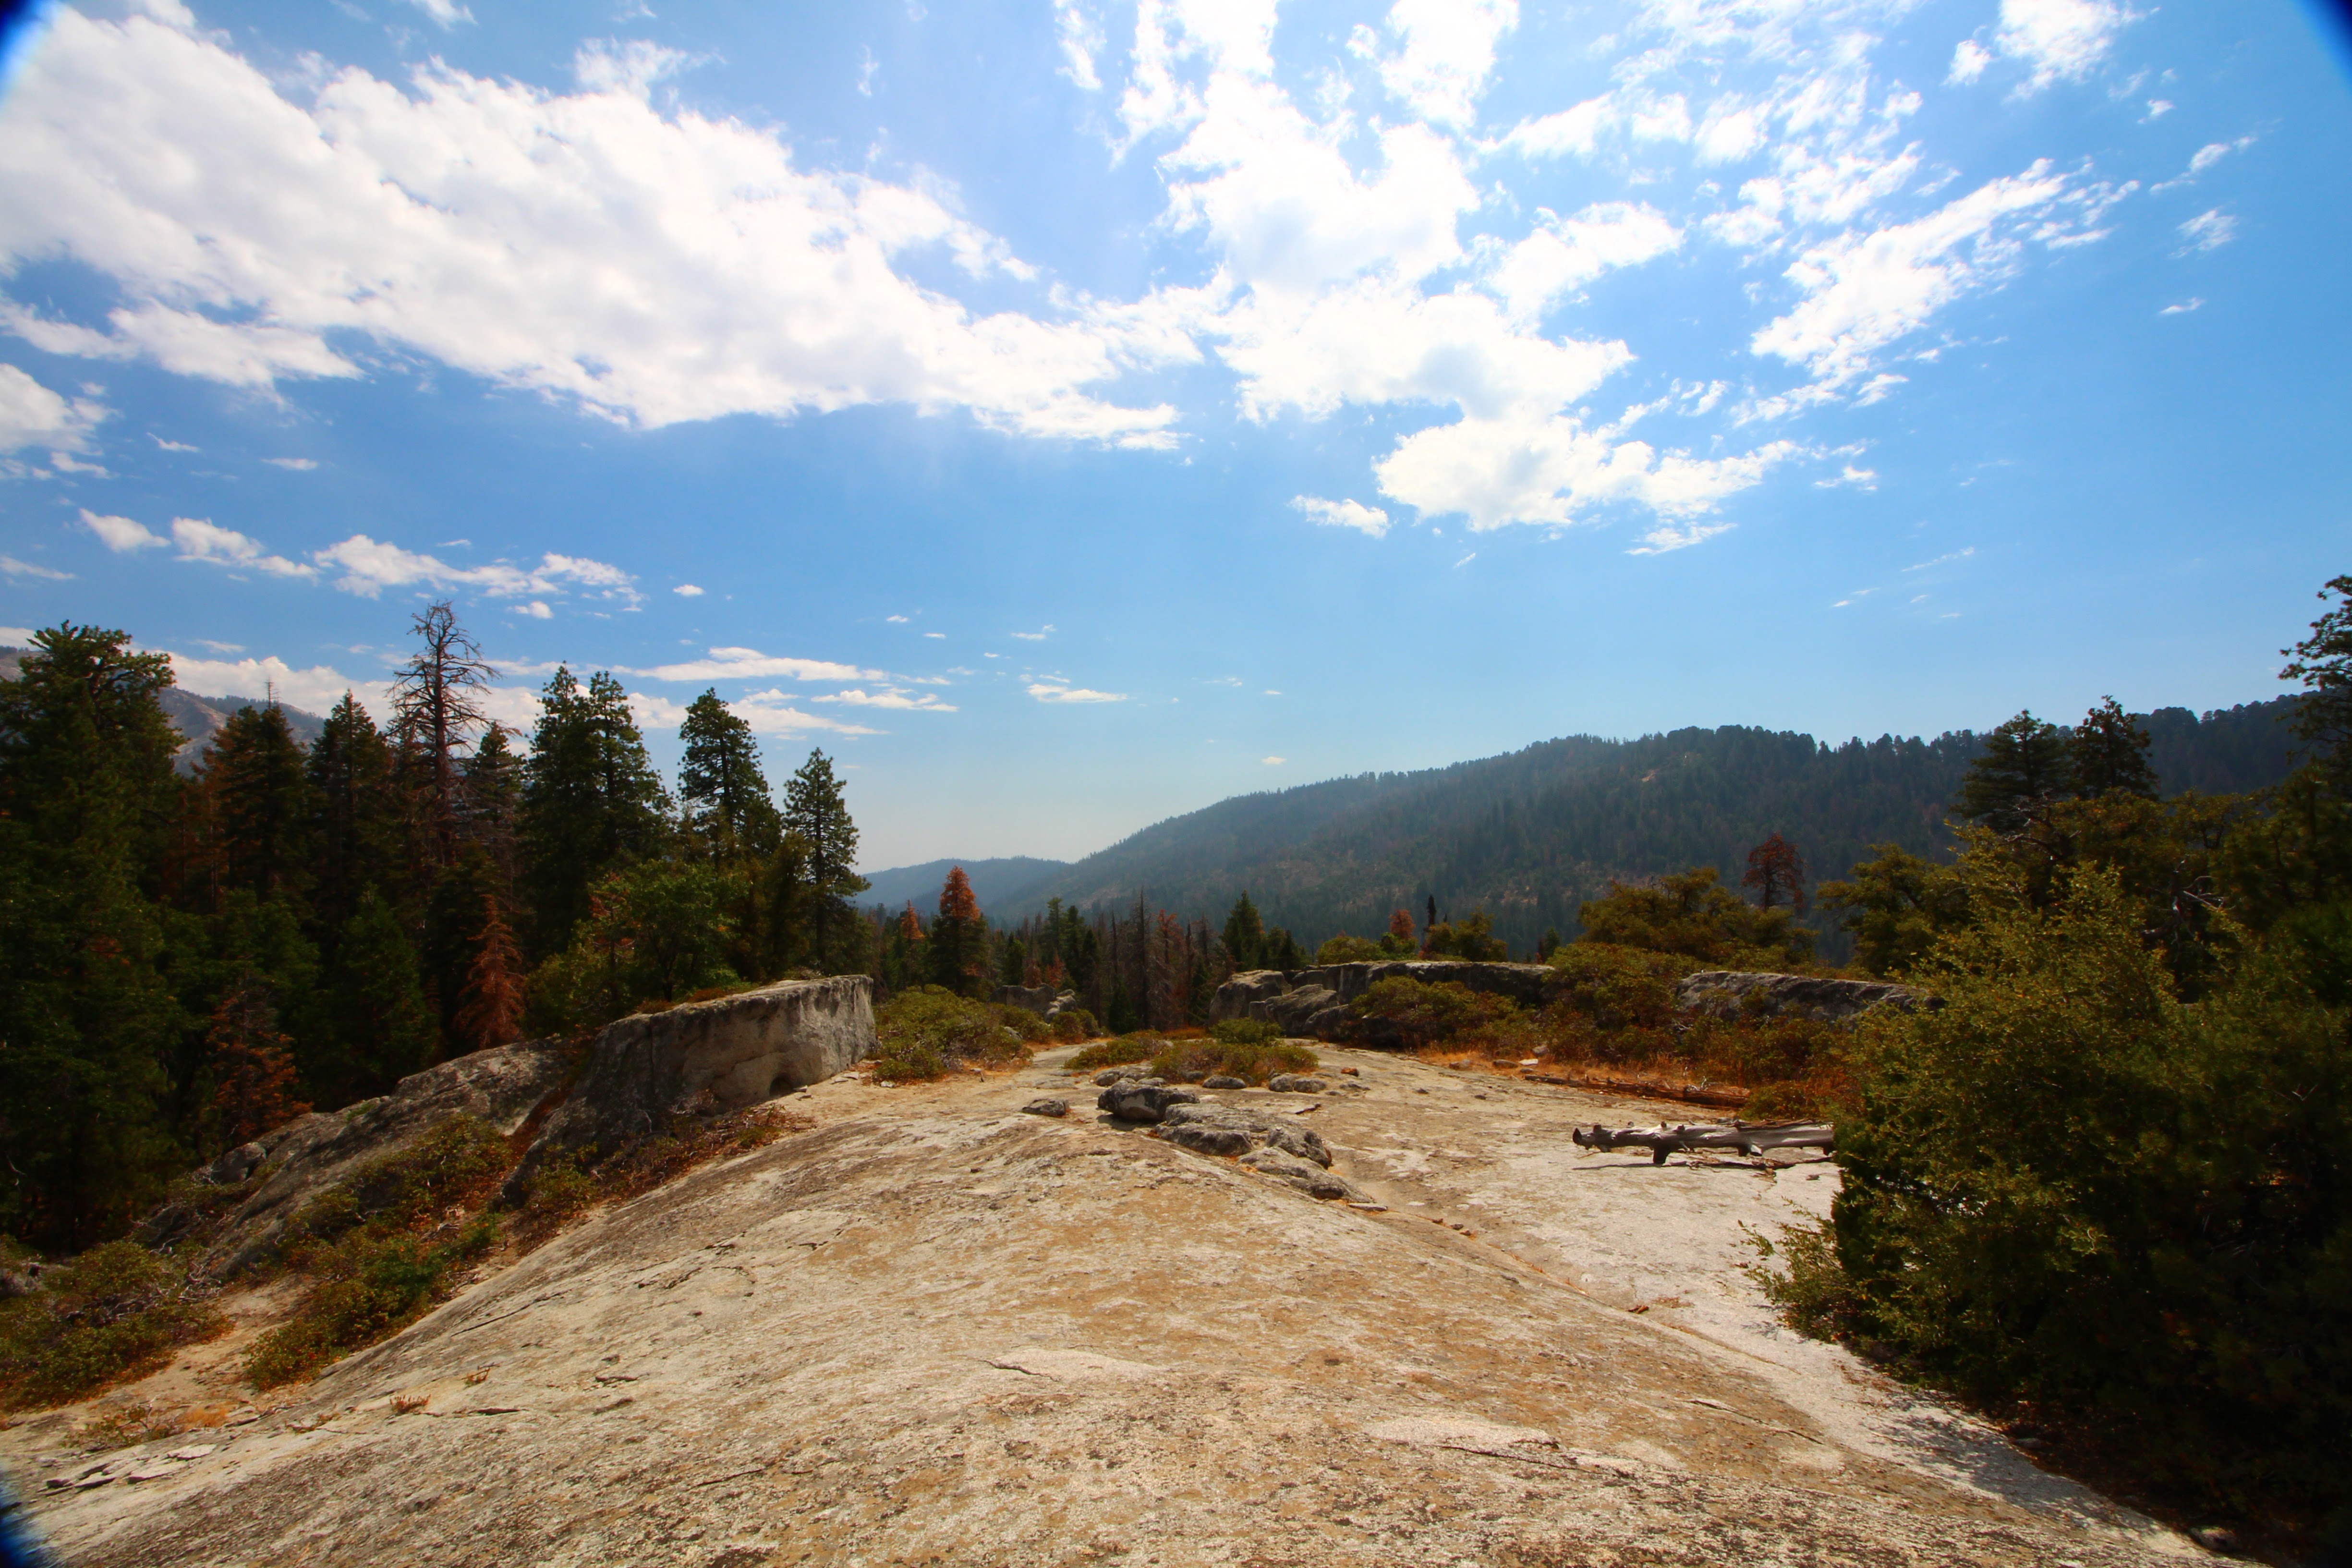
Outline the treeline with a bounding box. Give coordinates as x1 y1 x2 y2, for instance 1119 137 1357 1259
1009 700 2305 957
0 608 869 1251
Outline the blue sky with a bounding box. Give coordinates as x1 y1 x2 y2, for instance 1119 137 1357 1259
1 0 2347 871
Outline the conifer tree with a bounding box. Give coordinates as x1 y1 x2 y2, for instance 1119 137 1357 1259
1000 933 1028 986
201 703 315 900
454 894 526 1052
2069 696 2158 799
459 722 523 886
0 625 186 1246
205 976 309 1149
328 887 435 1097
1742 832 1808 913
783 749 869 970
2281 574 2352 784
1222 891 1266 971
520 667 672 955
1954 711 2070 831
390 600 495 864
679 690 781 857
930 866 989 995
307 693 404 941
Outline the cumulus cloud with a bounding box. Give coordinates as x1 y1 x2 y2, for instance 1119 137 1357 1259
630 646 885 683
1290 495 1391 537
0 8 1180 449
1028 678 1126 703
1378 416 1805 533
673 583 703 596
1053 0 1105 91
0 363 107 453
1365 0 1518 131
812 687 958 711
165 651 382 716
1988 0 2137 92
173 517 315 577
733 689 881 735
1947 39 1992 85
311 535 641 604
82 508 165 551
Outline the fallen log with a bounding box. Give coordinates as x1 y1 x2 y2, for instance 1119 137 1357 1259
1571 1120 1834 1166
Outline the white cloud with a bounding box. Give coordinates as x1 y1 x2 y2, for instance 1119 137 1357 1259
310 535 641 603
1261 755 1284 765
1947 39 1992 85
812 687 958 711
1903 546 1975 571
1053 0 1105 91
193 638 244 654
0 626 34 643
0 363 107 453
1988 0 2137 93
0 9 1179 450
1 555 73 580
1488 203 1680 325
2178 208 2237 253
733 688 881 735
923 631 946 639
1290 495 1391 537
885 614 909 623
165 651 382 715
401 0 474 29
173 517 316 577
1368 0 1518 131
673 583 704 596
630 646 884 683
516 600 552 619
150 434 196 451
82 508 166 551
2160 297 2203 316
1814 463 1878 489
2144 98 2172 119
1008 624 1054 640
263 456 317 470
1028 679 1126 704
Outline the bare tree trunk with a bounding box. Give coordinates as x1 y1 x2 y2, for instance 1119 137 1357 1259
1572 1120 1834 1165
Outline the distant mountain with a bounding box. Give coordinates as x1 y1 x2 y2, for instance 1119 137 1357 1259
999 698 2307 959
858 855 1072 915
1 646 328 772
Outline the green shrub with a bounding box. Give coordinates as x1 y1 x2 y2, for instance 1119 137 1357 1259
1313 933 1384 964
0 1241 224 1410
1350 976 1519 1048
1543 942 1698 1029
1051 1008 1099 1043
1746 1219 1855 1342
872 986 1034 1081
1067 1033 1164 1071
1826 858 2352 1517
1422 911 1508 961
1208 1018 1281 1047
246 1221 496 1388
278 1116 514 1257
1147 1038 1317 1084
1576 867 1815 969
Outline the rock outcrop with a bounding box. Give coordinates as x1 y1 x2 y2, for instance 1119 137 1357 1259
505 976 873 1195
141 1039 580 1280
1215 961 1931 1045
1673 970 1928 1023
990 983 1082 1019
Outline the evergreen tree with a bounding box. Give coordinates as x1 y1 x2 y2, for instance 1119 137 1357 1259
1741 832 1807 913
679 690 781 857
519 668 671 955
2069 696 2158 799
306 693 404 942
2281 573 2352 784
783 749 869 970
459 721 523 887
1954 711 2070 831
1000 933 1028 986
204 976 309 1150
755 831 814 978
200 703 315 900
327 887 435 1097
422 849 500 1048
454 894 526 1052
930 866 989 996
1222 891 1267 971
390 600 495 864
0 625 186 1247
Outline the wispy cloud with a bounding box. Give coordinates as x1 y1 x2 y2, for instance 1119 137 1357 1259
812 687 958 712
1903 546 1976 571
82 508 165 551
312 535 641 604
263 456 317 471
1009 623 1055 641
1029 677 1125 704
2178 208 2237 254
174 518 315 577
629 646 884 683
1290 495 1392 538
1 555 72 580
2160 298 2204 316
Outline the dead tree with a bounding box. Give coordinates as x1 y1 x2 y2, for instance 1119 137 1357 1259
1572 1119 1834 1165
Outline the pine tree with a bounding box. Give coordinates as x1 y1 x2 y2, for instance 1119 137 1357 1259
390 600 495 865
454 893 526 1052
783 749 869 971
0 625 186 1246
1000 933 1028 986
1222 891 1266 972
930 866 989 995
328 887 435 1097
205 976 309 1149
459 722 523 886
1955 711 2070 831
2281 574 2352 784
307 693 404 942
1742 832 1808 913
200 703 315 900
520 668 672 955
2070 696 2158 799
679 690 781 857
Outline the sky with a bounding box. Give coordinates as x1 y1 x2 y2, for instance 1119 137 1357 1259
0 0 2348 872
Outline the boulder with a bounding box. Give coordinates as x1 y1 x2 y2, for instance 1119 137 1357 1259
141 1037 581 1279
1673 971 1928 1024
1095 1083 1200 1123
1237 1147 1361 1201
1200 1075 1247 1089
1212 960 1568 1040
1265 1074 1326 1094
1155 1104 1331 1167
1021 1098 1069 1118
1092 1066 1160 1087
503 976 874 1201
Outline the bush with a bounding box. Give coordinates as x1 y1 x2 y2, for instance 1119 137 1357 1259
1208 1018 1281 1047
872 986 1034 1081
1051 1008 1099 1043
1350 976 1520 1048
1576 867 1815 969
1067 1033 1164 1071
1825 859 2352 1518
0 1241 224 1410
1314 933 1384 964
1543 942 1697 1029
1147 1038 1317 1084
1422 911 1508 961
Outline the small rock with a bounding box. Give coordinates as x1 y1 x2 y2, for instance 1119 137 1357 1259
1237 1147 1361 1201
1095 1083 1199 1123
1091 1067 1161 1087
167 1445 218 1460
75 1472 115 1489
1201 1075 1247 1089
1156 1104 1332 1166
124 1464 177 1483
2189 1526 2239 1553
1020 1098 1068 1118
1266 1074 1326 1094
225 1409 261 1426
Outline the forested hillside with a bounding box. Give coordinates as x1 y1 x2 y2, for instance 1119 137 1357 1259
0 646 324 770
860 855 1067 912
1007 699 2304 955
